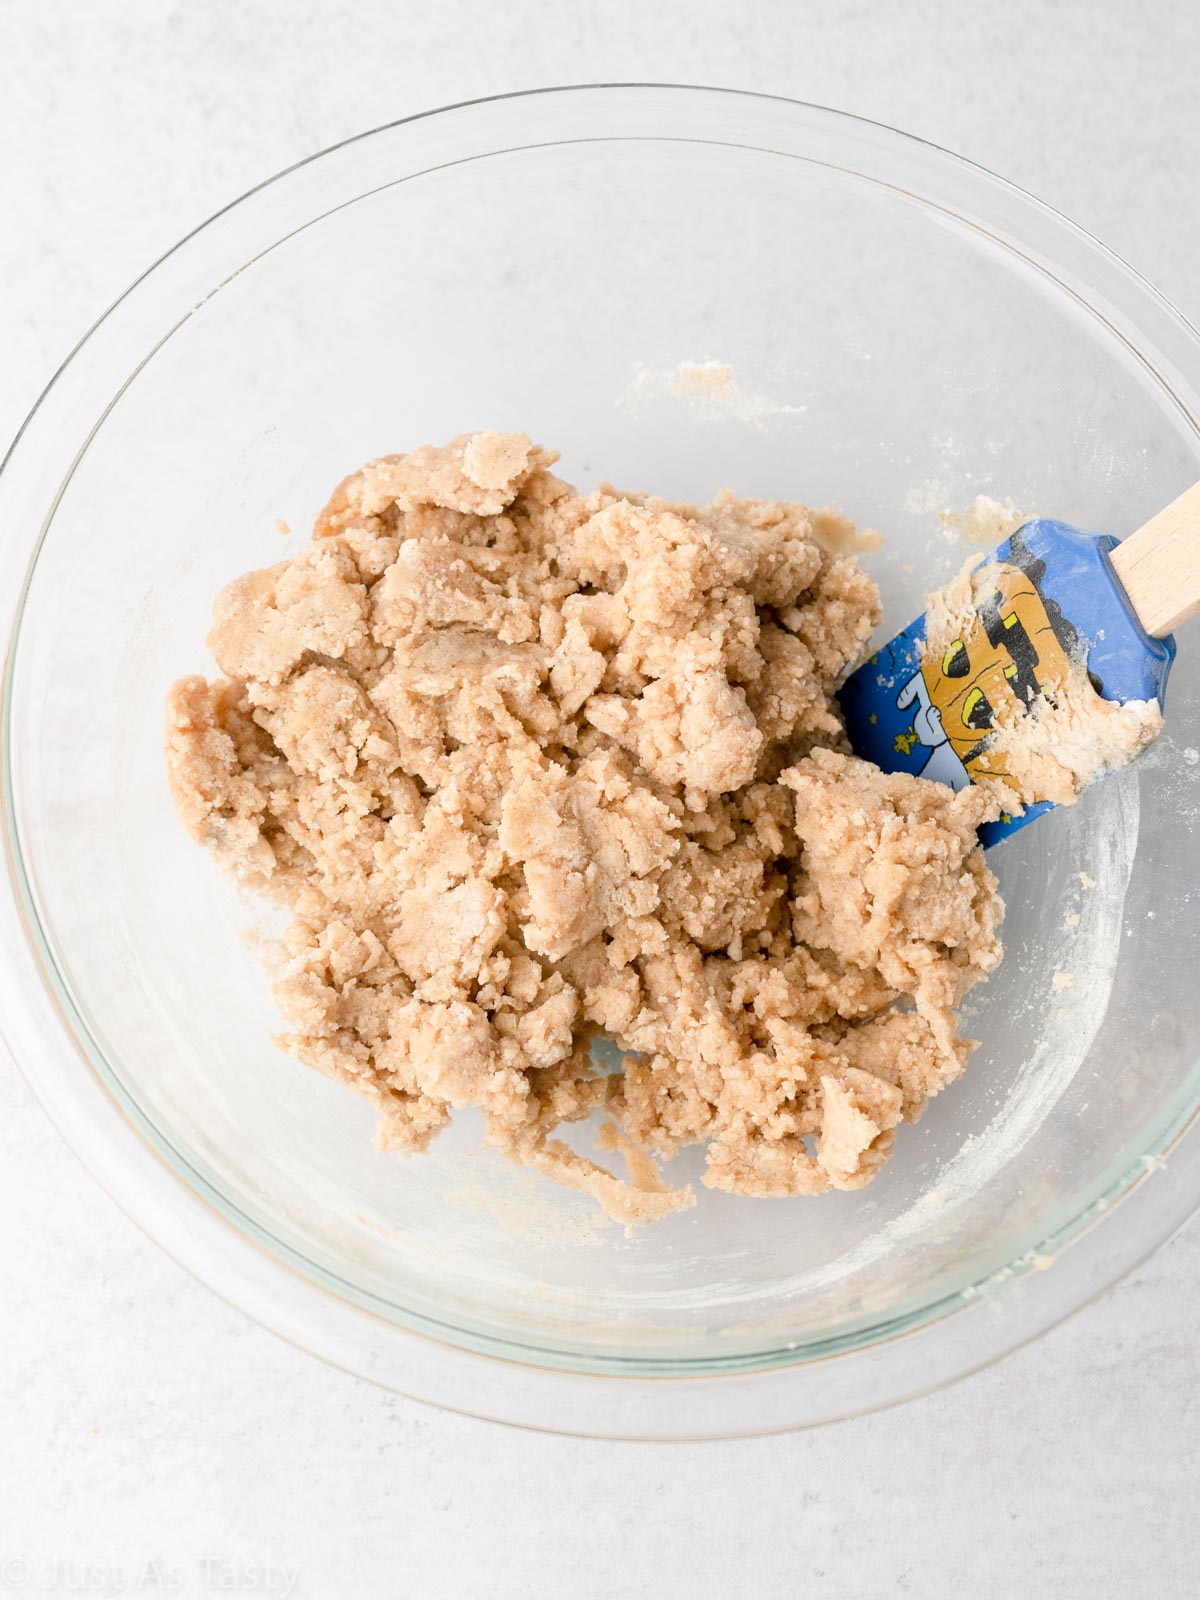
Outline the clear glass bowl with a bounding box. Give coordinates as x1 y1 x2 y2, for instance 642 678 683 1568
3 86 1199 1438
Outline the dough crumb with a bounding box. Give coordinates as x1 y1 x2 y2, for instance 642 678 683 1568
166 433 1005 1225
938 495 1028 546
670 359 738 399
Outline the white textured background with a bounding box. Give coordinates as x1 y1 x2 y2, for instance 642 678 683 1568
2 2 1199 1595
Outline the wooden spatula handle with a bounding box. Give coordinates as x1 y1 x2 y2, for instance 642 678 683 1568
1110 479 1200 638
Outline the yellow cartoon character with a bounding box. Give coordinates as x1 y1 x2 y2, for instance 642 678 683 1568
896 536 1079 795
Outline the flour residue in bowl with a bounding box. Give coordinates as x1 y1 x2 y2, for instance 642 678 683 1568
621 359 806 429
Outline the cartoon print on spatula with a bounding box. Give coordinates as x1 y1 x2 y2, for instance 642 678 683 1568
840 482 1198 846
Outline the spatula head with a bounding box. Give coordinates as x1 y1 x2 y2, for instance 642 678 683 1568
838 519 1176 846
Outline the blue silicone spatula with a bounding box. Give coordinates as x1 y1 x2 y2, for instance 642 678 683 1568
839 480 1200 846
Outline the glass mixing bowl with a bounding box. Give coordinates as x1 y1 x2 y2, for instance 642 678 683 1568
3 86 1199 1439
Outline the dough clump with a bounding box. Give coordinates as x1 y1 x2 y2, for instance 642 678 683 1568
166 433 1004 1225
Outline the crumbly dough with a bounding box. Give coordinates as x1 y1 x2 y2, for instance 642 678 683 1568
924 555 1162 807
166 433 1005 1225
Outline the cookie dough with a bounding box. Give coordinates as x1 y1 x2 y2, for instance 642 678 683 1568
166 433 1004 1225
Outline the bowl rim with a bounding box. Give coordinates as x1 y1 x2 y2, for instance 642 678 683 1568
3 81 1200 1435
